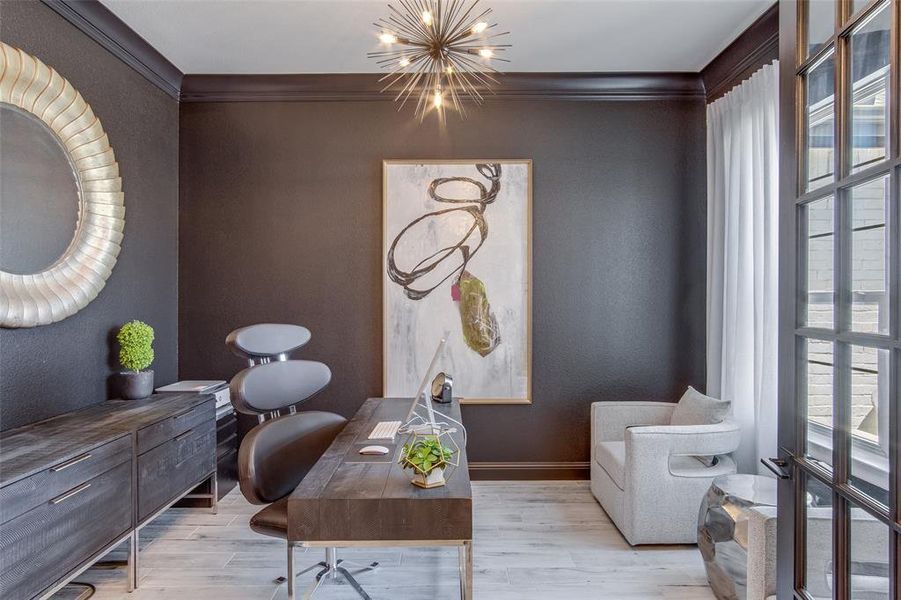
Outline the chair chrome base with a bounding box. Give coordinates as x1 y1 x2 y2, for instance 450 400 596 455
280 545 379 600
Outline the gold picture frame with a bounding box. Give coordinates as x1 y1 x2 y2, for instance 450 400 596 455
382 159 532 405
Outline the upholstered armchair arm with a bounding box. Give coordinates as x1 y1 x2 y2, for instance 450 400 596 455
626 420 741 459
591 401 675 444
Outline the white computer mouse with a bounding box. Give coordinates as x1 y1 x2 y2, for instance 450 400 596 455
358 445 390 455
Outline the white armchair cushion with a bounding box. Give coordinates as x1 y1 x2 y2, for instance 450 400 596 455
594 441 626 488
670 386 731 426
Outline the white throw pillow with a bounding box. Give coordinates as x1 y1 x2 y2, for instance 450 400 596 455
670 387 731 468
670 386 731 426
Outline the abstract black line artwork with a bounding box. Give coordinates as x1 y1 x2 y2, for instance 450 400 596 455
387 163 501 356
384 160 531 403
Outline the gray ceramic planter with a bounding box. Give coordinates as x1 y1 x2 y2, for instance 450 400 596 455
119 369 154 400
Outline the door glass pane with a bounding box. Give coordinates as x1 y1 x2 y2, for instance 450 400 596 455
849 503 890 598
851 0 871 15
804 196 835 327
806 339 834 468
849 346 890 506
850 2 891 173
850 176 890 334
806 53 836 191
803 475 833 599
807 0 835 58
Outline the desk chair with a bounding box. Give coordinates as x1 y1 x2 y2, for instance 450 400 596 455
227 324 378 599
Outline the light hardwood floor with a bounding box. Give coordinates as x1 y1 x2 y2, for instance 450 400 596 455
72 481 715 600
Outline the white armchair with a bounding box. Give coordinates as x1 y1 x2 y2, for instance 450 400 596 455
590 400 741 545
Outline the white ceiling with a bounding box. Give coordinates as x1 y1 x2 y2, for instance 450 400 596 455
99 0 773 74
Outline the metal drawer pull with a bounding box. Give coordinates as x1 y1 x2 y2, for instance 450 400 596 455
51 482 91 504
51 453 92 472
174 430 194 442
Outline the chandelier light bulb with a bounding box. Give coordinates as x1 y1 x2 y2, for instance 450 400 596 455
379 32 398 44
478 48 493 58
433 90 443 108
446 65 454 74
422 11 433 25
472 21 488 34
399 57 411 67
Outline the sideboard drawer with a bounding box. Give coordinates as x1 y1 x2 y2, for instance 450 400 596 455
0 435 132 525
0 461 132 600
138 419 216 521
137 397 215 454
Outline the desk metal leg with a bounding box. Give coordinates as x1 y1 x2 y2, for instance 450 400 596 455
459 540 472 600
287 542 295 598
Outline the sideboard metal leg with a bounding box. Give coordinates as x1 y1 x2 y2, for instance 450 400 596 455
210 473 218 514
127 530 138 592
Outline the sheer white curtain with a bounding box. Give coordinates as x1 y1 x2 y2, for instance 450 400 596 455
706 61 780 474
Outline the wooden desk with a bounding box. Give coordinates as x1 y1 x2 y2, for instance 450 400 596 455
288 397 473 599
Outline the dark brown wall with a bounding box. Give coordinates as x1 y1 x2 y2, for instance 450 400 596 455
179 98 706 470
0 0 179 430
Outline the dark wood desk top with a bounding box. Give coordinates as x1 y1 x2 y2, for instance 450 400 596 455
0 394 210 487
288 397 472 543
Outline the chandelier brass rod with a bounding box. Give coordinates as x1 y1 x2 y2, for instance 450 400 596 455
383 11 427 42
449 53 499 87
445 56 486 101
439 0 465 43
443 2 483 45
446 64 481 103
392 59 428 98
445 7 492 45
396 61 431 106
452 5 493 40
391 2 431 41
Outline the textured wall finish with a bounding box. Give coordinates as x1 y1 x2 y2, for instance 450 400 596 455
179 98 706 468
0 0 178 430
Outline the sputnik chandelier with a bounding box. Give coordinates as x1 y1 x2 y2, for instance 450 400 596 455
368 0 510 121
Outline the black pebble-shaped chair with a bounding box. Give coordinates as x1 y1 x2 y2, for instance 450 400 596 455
226 324 377 599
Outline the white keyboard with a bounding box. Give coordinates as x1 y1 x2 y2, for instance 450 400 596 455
368 420 402 440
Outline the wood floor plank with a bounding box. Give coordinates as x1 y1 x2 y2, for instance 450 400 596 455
59 481 714 600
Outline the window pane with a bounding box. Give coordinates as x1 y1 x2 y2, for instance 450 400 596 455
849 503 890 599
848 346 890 506
803 475 833 599
807 0 835 58
804 196 835 327
850 2 891 173
806 54 835 191
805 339 834 468
850 176 889 334
851 0 871 15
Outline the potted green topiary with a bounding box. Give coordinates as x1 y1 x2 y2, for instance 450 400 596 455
399 435 456 489
117 320 155 399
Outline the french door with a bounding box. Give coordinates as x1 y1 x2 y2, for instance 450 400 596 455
778 0 900 599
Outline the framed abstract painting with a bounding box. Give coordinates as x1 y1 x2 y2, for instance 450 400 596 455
383 160 532 404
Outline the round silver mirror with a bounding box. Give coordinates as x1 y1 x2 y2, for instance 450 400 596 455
0 105 79 274
0 42 125 328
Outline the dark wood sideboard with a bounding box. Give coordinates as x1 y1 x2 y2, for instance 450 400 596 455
0 394 217 600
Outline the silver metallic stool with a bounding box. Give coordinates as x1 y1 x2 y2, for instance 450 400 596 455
227 324 379 599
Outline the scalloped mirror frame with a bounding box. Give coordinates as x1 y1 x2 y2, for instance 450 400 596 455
0 42 125 328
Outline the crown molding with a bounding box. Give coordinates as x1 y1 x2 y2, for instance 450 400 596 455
41 0 183 100
40 1 709 104
179 72 704 103
701 3 778 103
